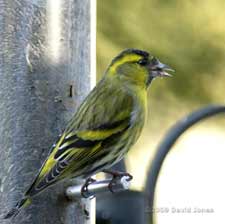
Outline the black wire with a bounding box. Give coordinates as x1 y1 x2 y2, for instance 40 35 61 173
144 105 225 224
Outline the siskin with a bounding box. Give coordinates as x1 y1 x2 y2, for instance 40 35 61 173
4 48 173 219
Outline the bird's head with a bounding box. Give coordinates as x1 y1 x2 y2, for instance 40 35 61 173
106 49 174 87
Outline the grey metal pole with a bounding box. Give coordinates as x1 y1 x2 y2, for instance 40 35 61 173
0 0 92 223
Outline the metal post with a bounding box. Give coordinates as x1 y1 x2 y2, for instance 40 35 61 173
0 0 93 223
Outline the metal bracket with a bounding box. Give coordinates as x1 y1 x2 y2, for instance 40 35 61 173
66 177 131 200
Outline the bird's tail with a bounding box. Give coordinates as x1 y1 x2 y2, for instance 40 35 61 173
4 196 32 219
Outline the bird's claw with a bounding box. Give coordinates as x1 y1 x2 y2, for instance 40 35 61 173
103 170 133 193
81 177 96 198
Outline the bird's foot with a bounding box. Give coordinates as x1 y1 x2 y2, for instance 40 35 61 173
103 169 133 193
81 177 96 198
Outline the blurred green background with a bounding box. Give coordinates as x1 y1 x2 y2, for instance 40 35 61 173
97 1 225 223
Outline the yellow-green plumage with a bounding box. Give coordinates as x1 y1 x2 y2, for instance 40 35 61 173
5 49 172 219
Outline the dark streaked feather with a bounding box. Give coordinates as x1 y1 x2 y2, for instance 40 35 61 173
54 117 130 160
54 137 99 159
28 155 73 195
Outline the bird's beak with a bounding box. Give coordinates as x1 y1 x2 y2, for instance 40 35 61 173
148 57 174 78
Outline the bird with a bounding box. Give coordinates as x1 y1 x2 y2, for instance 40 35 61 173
4 48 173 219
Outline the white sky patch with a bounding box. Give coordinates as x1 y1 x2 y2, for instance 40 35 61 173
155 127 225 224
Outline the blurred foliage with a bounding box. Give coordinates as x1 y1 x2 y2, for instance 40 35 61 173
97 0 225 103
97 0 225 190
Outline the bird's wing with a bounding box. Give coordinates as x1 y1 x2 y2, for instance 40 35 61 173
26 81 134 196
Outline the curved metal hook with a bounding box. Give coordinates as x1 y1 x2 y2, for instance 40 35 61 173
145 105 225 224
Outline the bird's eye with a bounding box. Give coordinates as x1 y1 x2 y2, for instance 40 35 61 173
137 59 148 66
